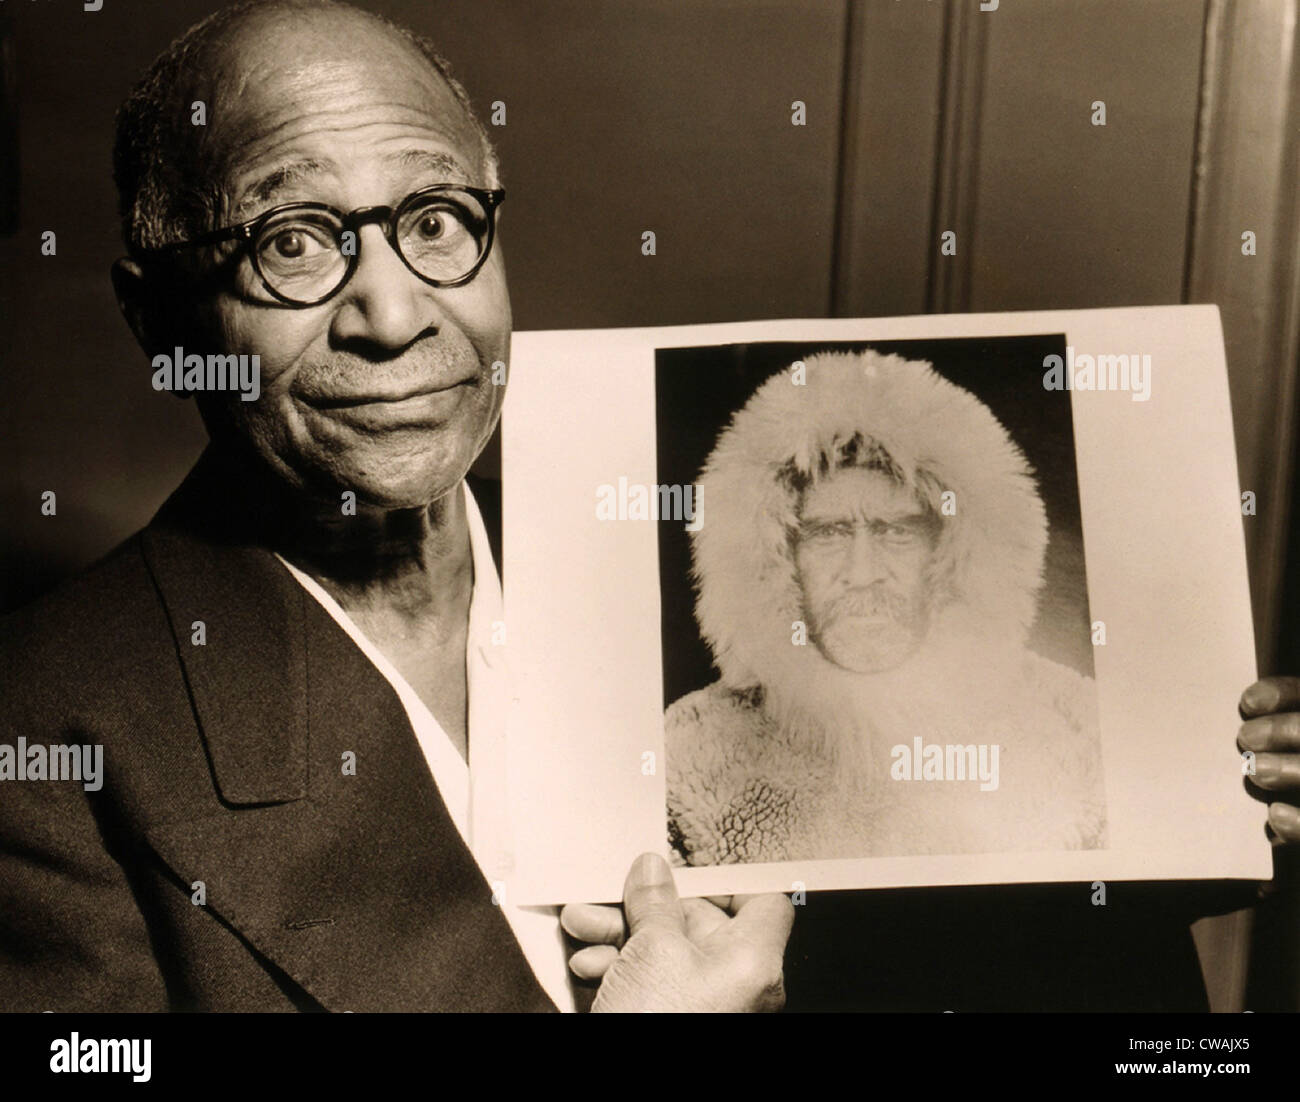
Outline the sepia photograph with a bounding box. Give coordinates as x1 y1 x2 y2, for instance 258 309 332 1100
0 0 1298 1074
656 337 1108 863
502 306 1263 916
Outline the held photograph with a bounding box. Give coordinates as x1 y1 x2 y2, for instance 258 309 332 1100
656 337 1108 865
502 308 1264 907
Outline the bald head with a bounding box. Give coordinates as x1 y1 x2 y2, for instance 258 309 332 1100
113 0 498 255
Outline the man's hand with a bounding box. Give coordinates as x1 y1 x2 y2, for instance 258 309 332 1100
560 852 794 1012
1238 677 1300 844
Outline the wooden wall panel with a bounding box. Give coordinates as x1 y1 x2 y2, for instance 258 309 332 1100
969 0 1204 312
833 0 946 317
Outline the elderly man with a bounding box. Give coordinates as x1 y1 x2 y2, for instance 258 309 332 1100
667 351 1107 863
0 0 791 1012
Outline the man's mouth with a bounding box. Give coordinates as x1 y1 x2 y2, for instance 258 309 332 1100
303 377 475 408
300 377 477 428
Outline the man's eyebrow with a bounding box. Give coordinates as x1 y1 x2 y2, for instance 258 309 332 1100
885 513 939 530
233 158 334 217
801 506 931 525
230 151 471 220
389 149 470 180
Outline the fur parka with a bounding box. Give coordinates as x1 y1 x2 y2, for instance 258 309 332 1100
665 351 1107 864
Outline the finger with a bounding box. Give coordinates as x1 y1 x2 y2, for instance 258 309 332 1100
682 896 730 943
559 902 626 946
1267 801 1300 845
568 943 620 981
1240 677 1300 718
1246 753 1300 791
727 892 796 958
1239 714 1300 753
622 852 685 940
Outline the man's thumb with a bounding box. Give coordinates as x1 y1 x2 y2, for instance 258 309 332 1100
623 852 685 939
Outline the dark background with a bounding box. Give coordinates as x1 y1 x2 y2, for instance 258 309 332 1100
655 334 1090 706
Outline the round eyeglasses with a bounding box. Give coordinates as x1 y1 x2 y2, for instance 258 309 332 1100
143 185 505 307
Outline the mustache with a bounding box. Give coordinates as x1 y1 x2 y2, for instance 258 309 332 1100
292 350 486 401
295 326 487 382
828 588 911 620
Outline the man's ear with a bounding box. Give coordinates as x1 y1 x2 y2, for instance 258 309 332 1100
111 256 171 357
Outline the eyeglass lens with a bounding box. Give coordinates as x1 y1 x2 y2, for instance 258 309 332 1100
250 189 492 304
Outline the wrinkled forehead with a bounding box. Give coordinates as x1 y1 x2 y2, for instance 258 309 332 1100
189 8 482 210
799 466 929 522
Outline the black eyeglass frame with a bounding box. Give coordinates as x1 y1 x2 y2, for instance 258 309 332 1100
141 184 505 308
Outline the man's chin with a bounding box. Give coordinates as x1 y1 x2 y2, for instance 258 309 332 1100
290 451 473 512
347 473 469 511
817 625 919 674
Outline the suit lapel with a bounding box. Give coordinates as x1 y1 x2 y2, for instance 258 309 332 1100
140 523 309 805
138 456 555 1012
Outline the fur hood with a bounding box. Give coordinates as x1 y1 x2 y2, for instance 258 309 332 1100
666 351 1108 863
688 350 1050 750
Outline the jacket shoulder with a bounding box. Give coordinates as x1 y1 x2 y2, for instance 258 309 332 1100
0 532 192 744
1 534 162 678
665 682 765 773
1024 652 1098 728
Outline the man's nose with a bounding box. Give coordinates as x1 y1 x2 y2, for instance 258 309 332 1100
329 224 439 348
842 528 890 586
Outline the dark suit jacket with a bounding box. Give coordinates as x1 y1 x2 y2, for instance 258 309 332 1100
0 456 553 1012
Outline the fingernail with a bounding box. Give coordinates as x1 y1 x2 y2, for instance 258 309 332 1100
633 852 670 885
1268 802 1299 823
1243 682 1278 712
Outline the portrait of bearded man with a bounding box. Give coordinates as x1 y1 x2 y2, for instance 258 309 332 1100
666 349 1107 864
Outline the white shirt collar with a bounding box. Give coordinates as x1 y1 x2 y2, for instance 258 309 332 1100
272 481 574 1012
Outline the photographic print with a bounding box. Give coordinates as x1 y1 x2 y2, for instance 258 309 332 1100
502 307 1266 905
656 337 1108 864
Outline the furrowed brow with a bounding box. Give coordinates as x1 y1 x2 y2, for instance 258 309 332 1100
883 513 937 530
232 158 334 218
389 148 470 182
